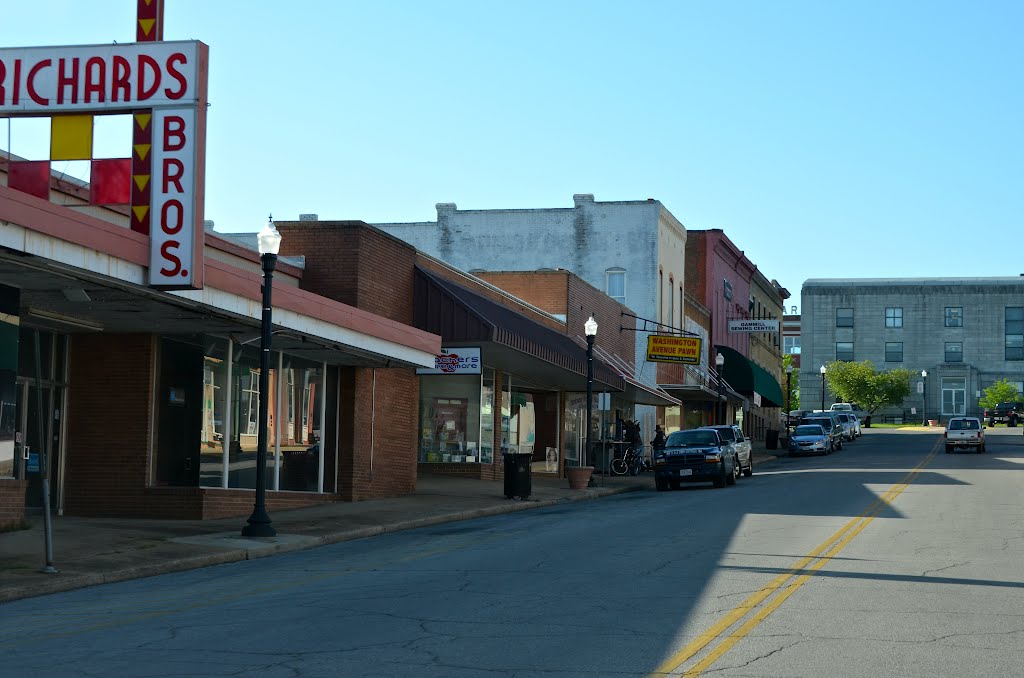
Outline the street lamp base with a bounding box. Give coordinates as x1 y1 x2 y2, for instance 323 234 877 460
242 510 277 538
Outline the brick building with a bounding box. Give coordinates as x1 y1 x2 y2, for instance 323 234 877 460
684 229 787 440
0 163 441 527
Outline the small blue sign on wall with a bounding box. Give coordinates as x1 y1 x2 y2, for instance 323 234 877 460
27 451 40 473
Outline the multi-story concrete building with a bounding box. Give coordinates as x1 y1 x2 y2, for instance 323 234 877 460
800 277 1024 421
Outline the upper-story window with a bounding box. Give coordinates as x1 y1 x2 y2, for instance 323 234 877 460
1006 307 1024 361
945 307 963 327
836 308 854 328
836 342 854 361
783 336 801 354
605 268 625 305
885 342 903 362
945 342 963 363
885 307 903 328
668 277 674 328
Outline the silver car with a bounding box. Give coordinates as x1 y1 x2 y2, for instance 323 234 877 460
789 424 833 456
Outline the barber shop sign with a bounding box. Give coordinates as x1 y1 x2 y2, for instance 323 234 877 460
416 347 482 375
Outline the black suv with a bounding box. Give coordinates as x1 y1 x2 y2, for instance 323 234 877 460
983 402 1024 427
653 428 738 491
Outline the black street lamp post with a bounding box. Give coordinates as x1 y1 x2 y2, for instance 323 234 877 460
242 217 281 538
921 370 928 425
785 363 793 439
715 352 725 425
584 316 597 486
819 364 827 412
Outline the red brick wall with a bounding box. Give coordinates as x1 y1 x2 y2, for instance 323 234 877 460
64 334 158 517
336 367 420 501
476 271 569 317
0 479 26 529
565 275 635 360
277 220 417 325
685 231 708 307
277 221 424 501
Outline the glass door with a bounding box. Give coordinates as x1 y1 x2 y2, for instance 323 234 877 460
942 377 967 416
21 380 62 511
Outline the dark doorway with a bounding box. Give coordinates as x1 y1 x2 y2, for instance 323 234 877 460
155 339 202 486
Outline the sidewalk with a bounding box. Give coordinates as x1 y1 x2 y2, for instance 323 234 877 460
0 448 778 605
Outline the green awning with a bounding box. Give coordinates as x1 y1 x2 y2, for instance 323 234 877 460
714 345 785 408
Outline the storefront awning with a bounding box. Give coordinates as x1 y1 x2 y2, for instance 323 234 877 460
414 267 625 393
714 345 785 407
621 374 681 406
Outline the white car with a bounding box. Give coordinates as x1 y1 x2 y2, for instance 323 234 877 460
700 425 753 478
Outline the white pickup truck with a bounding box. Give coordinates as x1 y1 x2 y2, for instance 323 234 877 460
830 403 871 427
944 417 986 453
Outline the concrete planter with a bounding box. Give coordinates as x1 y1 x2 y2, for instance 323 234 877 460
566 466 594 490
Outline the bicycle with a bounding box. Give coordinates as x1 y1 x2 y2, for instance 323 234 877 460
610 444 644 476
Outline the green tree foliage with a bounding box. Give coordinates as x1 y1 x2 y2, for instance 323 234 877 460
783 353 799 410
823 360 913 414
979 379 1021 410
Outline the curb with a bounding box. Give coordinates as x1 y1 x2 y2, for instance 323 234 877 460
0 482 646 605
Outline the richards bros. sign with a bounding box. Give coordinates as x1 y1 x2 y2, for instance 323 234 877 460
0 41 209 290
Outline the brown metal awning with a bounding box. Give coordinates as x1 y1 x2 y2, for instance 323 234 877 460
413 266 625 392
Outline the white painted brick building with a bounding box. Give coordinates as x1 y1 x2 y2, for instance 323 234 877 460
374 194 688 386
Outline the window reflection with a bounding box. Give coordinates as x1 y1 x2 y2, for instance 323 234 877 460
196 337 328 492
279 358 325 491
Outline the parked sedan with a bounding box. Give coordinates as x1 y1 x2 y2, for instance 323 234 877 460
799 416 843 451
654 428 738 491
789 424 833 456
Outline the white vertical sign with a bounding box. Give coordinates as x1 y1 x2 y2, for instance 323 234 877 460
149 107 197 287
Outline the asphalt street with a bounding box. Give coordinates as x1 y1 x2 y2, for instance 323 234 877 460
2 428 1023 677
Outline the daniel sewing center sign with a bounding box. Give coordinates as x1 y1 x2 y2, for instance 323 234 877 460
646 335 702 365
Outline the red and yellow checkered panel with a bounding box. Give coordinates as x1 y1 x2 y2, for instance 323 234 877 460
6 113 134 210
8 161 51 200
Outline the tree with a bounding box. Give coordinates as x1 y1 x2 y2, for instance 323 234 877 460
979 379 1021 410
783 353 799 411
824 360 913 414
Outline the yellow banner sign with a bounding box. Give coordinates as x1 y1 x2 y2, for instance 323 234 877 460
646 335 702 364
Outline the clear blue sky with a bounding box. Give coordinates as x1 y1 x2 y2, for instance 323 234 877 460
3 1 1023 307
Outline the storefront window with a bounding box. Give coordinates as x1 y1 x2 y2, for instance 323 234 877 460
0 285 18 478
480 369 494 464
563 393 585 464
279 357 325 491
199 341 230 487
419 374 481 462
500 373 511 455
508 386 536 456
165 336 329 492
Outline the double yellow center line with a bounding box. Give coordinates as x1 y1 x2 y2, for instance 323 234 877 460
651 440 941 677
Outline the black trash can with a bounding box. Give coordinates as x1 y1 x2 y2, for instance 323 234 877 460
502 452 533 499
765 429 779 450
